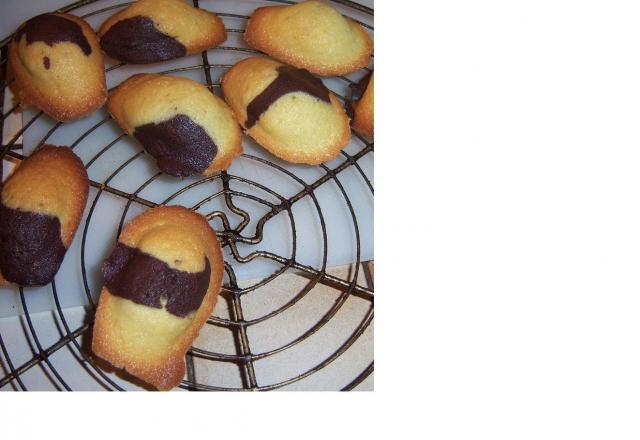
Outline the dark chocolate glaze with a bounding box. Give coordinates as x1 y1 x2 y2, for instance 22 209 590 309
345 72 372 121
0 202 67 286
100 16 186 64
43 56 50 69
133 114 217 177
245 66 331 128
102 243 211 318
14 14 92 56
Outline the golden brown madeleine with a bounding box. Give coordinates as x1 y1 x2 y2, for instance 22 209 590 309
222 57 350 165
99 0 226 64
8 13 107 122
348 72 373 138
244 0 373 76
92 206 223 390
108 73 242 177
0 146 89 286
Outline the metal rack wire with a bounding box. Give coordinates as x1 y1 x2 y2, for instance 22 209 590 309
0 0 373 391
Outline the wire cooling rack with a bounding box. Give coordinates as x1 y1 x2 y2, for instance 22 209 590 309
0 0 373 391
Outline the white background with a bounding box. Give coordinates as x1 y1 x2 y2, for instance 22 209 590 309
7 0 640 438
407 0 640 437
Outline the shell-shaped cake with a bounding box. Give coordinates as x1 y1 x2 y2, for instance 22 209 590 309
92 206 224 390
0 146 89 286
347 72 373 138
244 0 373 76
8 13 107 122
99 0 226 64
108 73 242 177
222 57 350 165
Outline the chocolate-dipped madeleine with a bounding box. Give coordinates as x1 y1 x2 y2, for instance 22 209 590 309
346 72 373 138
99 0 226 64
108 73 242 177
0 146 89 286
222 57 350 165
244 0 373 76
92 206 224 390
8 13 107 122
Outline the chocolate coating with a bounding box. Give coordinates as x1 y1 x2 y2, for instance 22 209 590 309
133 114 218 177
102 243 211 317
345 72 371 121
245 66 331 128
0 202 67 286
14 14 92 56
100 16 186 64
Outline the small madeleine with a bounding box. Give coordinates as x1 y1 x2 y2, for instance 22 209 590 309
92 206 224 391
222 57 350 165
0 146 88 286
244 0 373 76
99 0 226 64
348 72 374 138
109 73 242 177
8 13 107 122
